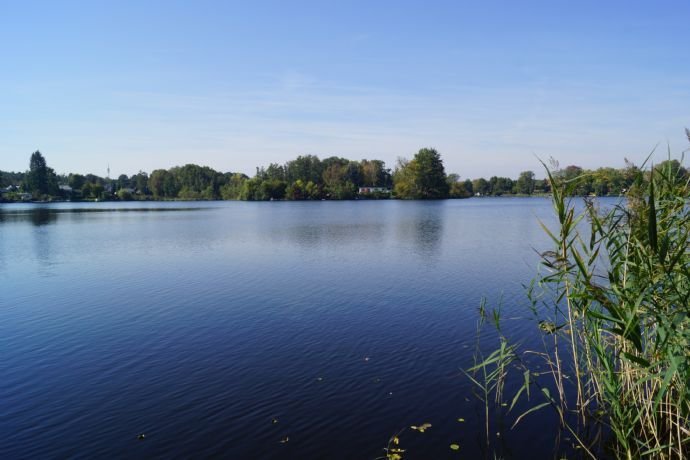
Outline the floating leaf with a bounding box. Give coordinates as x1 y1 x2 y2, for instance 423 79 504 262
411 423 432 433
271 418 279 424
538 320 557 334
137 433 146 440
457 418 465 422
450 443 460 451
280 436 289 444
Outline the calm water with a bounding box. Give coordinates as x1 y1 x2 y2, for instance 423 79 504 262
2 198 584 458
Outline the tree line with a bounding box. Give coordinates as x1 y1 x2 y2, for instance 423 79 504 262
2 149 687 202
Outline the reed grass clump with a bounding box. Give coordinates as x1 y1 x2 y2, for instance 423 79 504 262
472 152 690 458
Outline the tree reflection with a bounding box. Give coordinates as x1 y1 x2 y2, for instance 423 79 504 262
30 208 58 226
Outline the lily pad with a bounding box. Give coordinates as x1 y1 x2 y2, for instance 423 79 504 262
411 422 432 433
450 443 460 451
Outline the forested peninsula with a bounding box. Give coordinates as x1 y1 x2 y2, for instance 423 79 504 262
1 148 686 203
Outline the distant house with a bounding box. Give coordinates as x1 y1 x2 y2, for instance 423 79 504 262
59 185 73 193
358 187 391 194
19 193 32 201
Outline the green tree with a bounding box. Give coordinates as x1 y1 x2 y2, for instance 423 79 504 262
117 188 133 200
654 159 688 182
392 157 417 198
472 177 490 196
285 179 321 200
220 173 248 200
533 178 551 194
556 165 592 195
286 155 323 184
26 150 58 196
447 173 471 198
149 169 179 198
132 171 150 194
412 148 449 198
515 170 535 195
322 162 356 199
67 173 86 191
488 176 514 195
393 148 449 199
82 182 104 199
262 179 287 199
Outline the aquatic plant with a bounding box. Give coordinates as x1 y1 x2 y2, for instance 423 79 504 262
470 148 690 458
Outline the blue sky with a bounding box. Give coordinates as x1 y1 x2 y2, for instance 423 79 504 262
1 0 688 179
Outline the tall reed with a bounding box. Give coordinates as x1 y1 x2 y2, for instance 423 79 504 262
472 153 690 458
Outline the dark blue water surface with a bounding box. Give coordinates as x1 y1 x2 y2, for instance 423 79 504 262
2 198 585 458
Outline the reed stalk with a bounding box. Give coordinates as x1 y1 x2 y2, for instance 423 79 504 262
469 150 690 458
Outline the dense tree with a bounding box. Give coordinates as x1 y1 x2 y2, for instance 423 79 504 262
286 155 323 184
0 170 24 188
117 188 134 200
256 163 286 181
12 147 676 203
447 174 472 198
463 179 473 196
394 148 449 199
132 171 150 194
392 158 416 198
239 177 266 200
412 148 449 198
472 177 490 196
81 182 104 199
488 176 514 196
516 170 535 195
149 169 179 198
115 174 131 191
67 173 86 191
220 173 248 200
534 178 551 194
262 179 288 200
25 150 58 196
361 159 391 187
322 161 357 199
654 159 688 182
285 179 321 200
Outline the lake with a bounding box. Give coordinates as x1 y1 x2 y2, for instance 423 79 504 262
1 198 586 458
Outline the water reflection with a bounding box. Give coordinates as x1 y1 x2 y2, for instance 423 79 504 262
278 222 386 249
0 206 207 222
395 203 444 260
0 208 59 226
31 224 58 276
30 208 59 226
1 199 563 459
